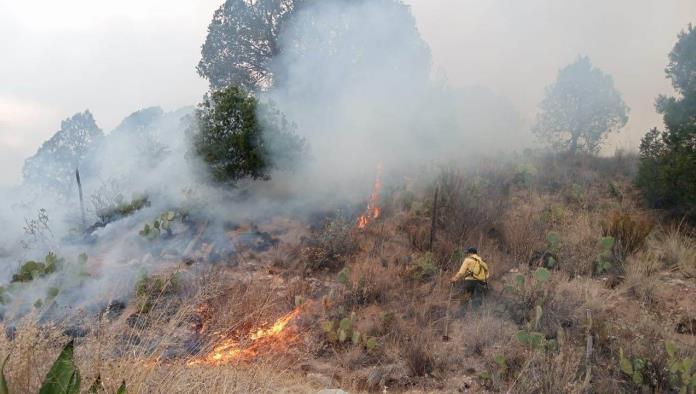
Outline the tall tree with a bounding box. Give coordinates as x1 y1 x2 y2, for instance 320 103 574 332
637 24 696 217
190 86 306 184
533 56 629 154
23 111 103 195
197 0 298 91
197 0 429 93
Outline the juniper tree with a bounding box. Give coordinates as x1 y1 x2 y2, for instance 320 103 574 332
533 56 628 154
190 86 306 184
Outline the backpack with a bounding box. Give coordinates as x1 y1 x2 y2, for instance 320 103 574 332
469 254 489 282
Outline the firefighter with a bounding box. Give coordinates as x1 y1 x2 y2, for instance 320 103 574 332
451 247 489 308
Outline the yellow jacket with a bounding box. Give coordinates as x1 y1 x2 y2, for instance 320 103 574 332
452 254 489 283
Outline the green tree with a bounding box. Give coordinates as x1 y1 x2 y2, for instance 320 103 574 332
190 86 306 183
197 0 429 94
533 56 629 154
197 0 299 91
23 111 103 195
637 24 696 217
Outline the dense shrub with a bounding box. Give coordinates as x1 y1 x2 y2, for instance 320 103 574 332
304 214 357 271
637 24 696 219
190 86 306 184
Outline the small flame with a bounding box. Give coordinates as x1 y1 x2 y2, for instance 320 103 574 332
357 163 383 229
188 307 301 366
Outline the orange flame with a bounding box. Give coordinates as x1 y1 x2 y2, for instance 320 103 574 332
188 307 301 366
357 163 383 229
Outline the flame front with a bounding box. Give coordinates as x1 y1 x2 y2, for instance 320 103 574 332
357 163 383 229
188 307 301 366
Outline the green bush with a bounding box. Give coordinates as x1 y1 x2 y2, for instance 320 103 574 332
594 236 615 275
95 194 150 225
139 211 182 240
190 86 306 184
408 252 438 281
11 252 61 283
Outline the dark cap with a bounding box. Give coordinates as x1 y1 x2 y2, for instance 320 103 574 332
467 247 478 254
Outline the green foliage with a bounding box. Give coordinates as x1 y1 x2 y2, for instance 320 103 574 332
514 303 558 353
494 355 508 375
365 337 378 352
542 231 563 269
198 0 297 91
320 311 377 352
513 162 538 187
95 195 150 225
39 340 80 394
12 252 62 283
139 211 181 240
608 181 622 199
1 343 127 394
47 287 60 301
618 347 651 389
506 268 549 294
0 354 9 394
637 24 696 218
565 183 585 204
504 269 552 335
337 268 351 287
618 343 696 392
190 86 306 184
665 341 696 393
533 56 628 154
594 236 615 275
408 252 438 281
515 329 549 350
546 232 561 253
534 267 551 284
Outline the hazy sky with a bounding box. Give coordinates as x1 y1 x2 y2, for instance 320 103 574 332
0 0 694 185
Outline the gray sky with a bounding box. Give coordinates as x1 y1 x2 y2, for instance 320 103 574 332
0 0 694 185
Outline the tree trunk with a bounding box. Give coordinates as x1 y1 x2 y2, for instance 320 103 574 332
569 133 579 154
75 168 86 229
429 185 439 252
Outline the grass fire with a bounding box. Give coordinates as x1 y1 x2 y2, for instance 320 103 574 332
356 164 383 230
0 1 695 393
188 306 303 366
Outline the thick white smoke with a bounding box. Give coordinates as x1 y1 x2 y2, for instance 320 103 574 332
263 0 524 200
0 0 526 323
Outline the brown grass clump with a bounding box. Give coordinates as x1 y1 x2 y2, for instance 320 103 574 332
507 347 587 394
400 333 435 378
601 211 653 262
622 250 662 305
458 311 515 357
659 229 696 277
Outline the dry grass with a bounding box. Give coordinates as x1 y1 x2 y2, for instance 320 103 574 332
660 229 696 277
2 152 695 393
